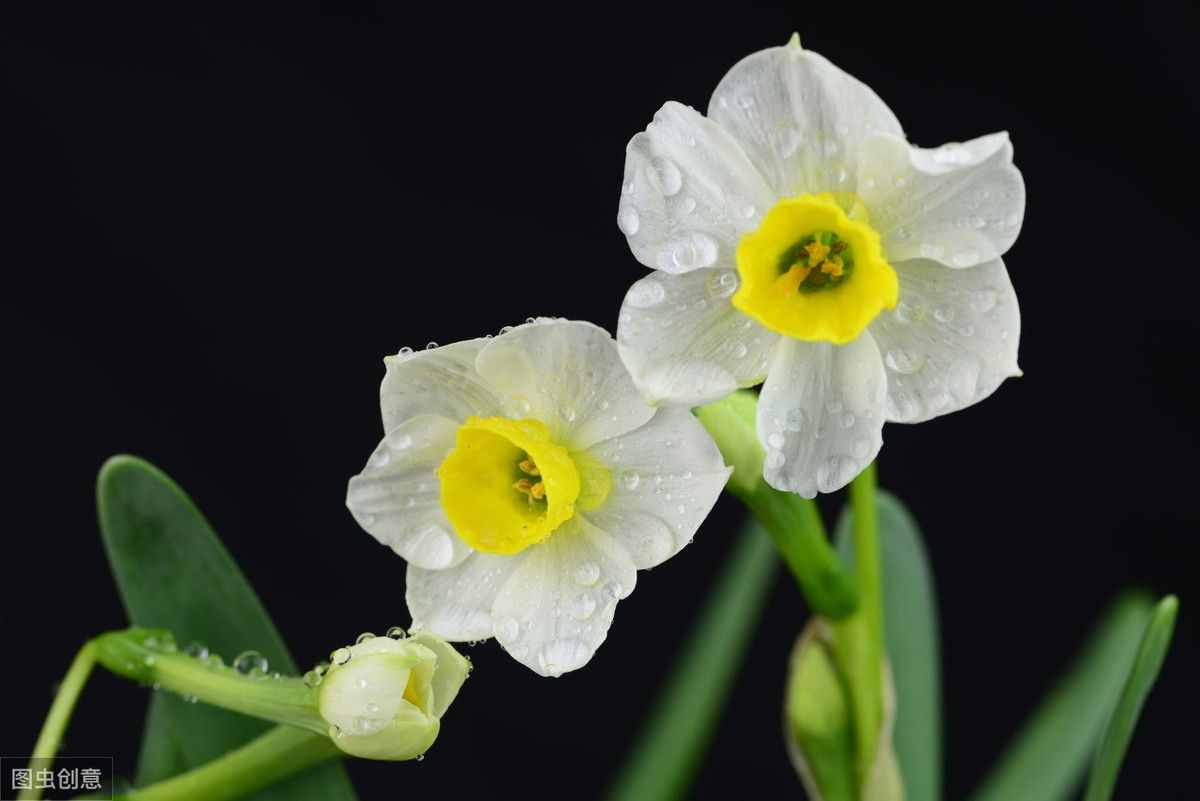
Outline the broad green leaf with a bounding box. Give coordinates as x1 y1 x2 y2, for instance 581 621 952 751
97 455 357 800
967 593 1154 801
603 522 778 801
836 490 941 801
1083 595 1178 801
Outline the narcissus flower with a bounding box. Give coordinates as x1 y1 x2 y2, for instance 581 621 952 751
347 319 730 676
616 35 1024 497
318 630 469 760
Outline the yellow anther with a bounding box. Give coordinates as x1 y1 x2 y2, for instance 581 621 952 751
804 241 830 267
529 482 546 501
779 263 812 292
518 458 540 476
513 478 533 495
820 256 845 277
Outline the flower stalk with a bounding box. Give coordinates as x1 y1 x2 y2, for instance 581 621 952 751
92 629 327 735
18 642 98 801
121 725 340 801
696 390 857 618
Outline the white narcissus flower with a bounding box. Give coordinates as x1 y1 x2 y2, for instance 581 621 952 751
616 35 1024 497
318 630 470 760
346 319 731 677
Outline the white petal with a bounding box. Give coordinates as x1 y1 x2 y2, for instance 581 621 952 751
617 268 781 406
708 42 902 198
870 257 1020 423
346 414 472 570
380 339 503 432
584 408 731 569
490 516 637 677
406 551 523 642
858 132 1025 268
758 334 887 497
619 101 775 274
474 319 654 450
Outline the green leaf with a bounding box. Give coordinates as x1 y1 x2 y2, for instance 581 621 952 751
836 490 941 801
603 522 778 801
97 455 357 800
1083 595 1178 801
967 593 1155 801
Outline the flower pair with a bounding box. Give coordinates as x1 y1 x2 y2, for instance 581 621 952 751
348 36 1024 675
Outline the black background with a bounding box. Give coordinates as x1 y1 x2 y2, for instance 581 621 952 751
2 2 1197 798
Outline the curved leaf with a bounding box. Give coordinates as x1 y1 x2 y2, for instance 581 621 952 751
97 455 357 800
1083 595 1178 801
836 490 941 801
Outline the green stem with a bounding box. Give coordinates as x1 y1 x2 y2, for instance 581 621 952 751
695 390 857 618
831 462 885 786
92 628 326 735
738 482 858 618
18 642 98 801
121 726 341 801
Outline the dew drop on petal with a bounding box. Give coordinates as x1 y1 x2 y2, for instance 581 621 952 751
626 278 666 309
573 561 601 587
617 206 640 236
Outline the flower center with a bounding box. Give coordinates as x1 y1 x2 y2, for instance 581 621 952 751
436 417 589 555
731 193 898 344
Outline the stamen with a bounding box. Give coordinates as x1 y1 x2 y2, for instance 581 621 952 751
804 241 830 267
518 458 540 476
820 256 845 277
529 482 546 501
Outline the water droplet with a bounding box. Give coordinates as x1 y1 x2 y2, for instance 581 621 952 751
932 143 972 165
387 431 413 450
885 348 926 375
767 431 786 449
765 449 786 469
933 307 956 324
626 278 666 309
970 289 998 313
841 412 857 429
680 196 697 214
952 250 980 267
386 626 406 639
233 651 269 676
184 642 209 661
705 269 739 300
396 346 414 357
784 408 807 432
648 157 683 196
620 469 641 491
425 341 438 350
617 206 640 236
664 233 718 270
494 617 520 643
573 562 601 586
302 669 323 688
356 632 376 645
919 242 945 260
568 594 597 620
331 647 352 666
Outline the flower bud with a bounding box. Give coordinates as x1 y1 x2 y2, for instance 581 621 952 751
784 620 903 801
318 631 469 760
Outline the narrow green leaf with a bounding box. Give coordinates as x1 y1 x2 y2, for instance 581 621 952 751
1083 595 1178 801
603 522 778 801
967 593 1155 801
97 455 356 800
836 490 941 801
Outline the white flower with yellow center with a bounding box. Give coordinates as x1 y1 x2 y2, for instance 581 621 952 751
346 319 730 677
616 36 1025 497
